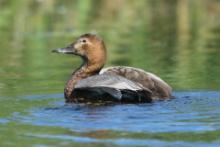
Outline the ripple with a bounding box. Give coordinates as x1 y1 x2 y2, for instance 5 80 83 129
26 133 220 147
12 91 220 133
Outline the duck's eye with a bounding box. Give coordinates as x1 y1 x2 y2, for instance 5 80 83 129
82 39 86 43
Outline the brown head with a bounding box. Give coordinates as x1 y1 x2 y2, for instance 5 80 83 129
52 33 107 73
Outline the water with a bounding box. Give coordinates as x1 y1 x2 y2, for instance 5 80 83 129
0 0 220 146
1 92 220 146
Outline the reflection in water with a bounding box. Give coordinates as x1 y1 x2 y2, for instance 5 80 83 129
24 133 220 147
0 0 219 95
16 91 220 133
0 0 220 146
4 91 220 146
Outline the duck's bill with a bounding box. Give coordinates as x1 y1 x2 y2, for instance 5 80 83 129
52 47 74 54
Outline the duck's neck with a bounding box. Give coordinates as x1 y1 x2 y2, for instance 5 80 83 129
64 59 103 102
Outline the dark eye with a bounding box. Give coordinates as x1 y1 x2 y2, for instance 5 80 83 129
82 39 86 43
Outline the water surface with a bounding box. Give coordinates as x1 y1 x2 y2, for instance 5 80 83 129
0 0 220 146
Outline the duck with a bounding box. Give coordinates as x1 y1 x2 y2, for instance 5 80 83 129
52 33 172 103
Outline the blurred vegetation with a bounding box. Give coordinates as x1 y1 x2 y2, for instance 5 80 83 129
0 0 220 96
0 1 220 146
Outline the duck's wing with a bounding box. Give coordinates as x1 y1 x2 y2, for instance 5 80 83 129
72 74 152 103
100 66 172 99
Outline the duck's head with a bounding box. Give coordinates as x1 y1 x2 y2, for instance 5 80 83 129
52 33 107 69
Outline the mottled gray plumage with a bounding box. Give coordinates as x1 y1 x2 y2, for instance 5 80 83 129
75 74 144 90
100 66 172 99
73 74 152 103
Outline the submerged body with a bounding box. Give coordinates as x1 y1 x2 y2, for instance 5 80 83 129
52 33 172 103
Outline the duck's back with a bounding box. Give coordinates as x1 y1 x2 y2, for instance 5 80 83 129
72 74 152 103
100 66 172 99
